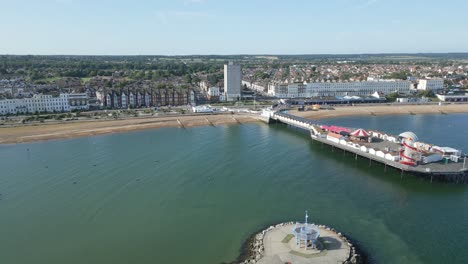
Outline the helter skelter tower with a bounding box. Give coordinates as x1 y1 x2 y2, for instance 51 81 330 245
399 132 421 166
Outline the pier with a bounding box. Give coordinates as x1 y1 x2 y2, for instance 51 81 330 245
262 109 468 183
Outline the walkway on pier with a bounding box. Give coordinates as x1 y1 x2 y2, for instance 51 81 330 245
267 110 468 181
271 111 321 134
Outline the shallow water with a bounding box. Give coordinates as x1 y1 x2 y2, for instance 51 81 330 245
1 113 467 264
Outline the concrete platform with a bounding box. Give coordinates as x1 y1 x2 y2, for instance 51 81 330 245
258 224 351 264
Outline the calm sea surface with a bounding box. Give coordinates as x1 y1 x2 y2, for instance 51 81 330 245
1 113 468 264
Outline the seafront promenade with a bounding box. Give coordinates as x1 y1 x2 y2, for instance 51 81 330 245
0 103 467 145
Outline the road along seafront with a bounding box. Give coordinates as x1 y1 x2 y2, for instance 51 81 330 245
238 222 365 264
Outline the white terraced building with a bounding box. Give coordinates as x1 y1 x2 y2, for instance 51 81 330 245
267 80 412 98
0 94 76 115
68 93 89 111
417 79 444 91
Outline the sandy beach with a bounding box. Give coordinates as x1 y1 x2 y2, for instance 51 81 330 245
1 104 467 145
291 103 468 119
0 114 259 145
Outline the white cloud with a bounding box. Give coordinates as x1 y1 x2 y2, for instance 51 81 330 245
156 11 169 25
356 0 378 9
184 0 206 5
156 10 210 24
54 0 73 4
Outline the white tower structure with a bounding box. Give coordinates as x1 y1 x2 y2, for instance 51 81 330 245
224 62 242 101
399 132 421 166
292 211 320 251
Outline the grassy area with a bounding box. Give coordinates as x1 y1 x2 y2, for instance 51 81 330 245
281 234 294 243
33 77 62 83
80 77 92 84
289 249 327 258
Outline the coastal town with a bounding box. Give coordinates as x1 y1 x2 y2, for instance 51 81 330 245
4 1 468 263
1 55 468 119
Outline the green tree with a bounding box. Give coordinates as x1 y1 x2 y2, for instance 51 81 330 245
386 92 399 102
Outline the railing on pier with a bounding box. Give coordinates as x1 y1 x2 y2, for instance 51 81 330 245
271 111 318 132
268 110 468 182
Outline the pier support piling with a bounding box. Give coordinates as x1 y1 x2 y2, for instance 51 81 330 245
355 153 358 160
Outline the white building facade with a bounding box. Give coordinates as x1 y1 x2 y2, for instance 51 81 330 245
208 87 220 97
68 93 89 111
268 80 412 98
0 94 70 115
242 80 267 94
224 63 242 101
418 79 444 91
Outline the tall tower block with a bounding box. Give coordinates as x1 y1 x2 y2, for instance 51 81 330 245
224 62 242 101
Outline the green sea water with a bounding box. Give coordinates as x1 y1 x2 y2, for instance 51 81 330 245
1 113 468 264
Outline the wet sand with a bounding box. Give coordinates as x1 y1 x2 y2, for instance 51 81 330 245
1 104 467 145
0 114 258 144
291 103 468 119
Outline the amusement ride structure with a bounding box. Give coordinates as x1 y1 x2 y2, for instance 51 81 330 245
399 132 421 166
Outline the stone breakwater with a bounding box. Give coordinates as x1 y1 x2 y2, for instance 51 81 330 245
237 222 367 264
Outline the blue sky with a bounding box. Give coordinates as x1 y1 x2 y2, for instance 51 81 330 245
1 0 467 55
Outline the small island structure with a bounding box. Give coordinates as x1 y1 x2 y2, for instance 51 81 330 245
239 212 363 264
292 211 320 251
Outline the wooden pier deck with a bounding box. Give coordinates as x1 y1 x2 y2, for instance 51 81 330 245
267 110 468 183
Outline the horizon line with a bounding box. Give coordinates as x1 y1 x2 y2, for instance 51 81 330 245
2 52 468 57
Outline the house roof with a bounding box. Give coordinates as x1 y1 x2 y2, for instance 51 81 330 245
327 133 343 139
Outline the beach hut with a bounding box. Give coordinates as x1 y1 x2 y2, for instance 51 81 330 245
369 148 376 155
376 150 386 158
385 152 400 161
360 146 368 153
421 153 443 164
432 146 462 157
326 133 343 144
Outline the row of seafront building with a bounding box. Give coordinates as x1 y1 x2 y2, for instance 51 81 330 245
244 78 444 98
0 93 88 115
96 88 194 109
0 88 196 116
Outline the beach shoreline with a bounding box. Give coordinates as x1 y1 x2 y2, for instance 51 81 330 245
290 103 468 120
1 104 467 145
0 114 259 145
